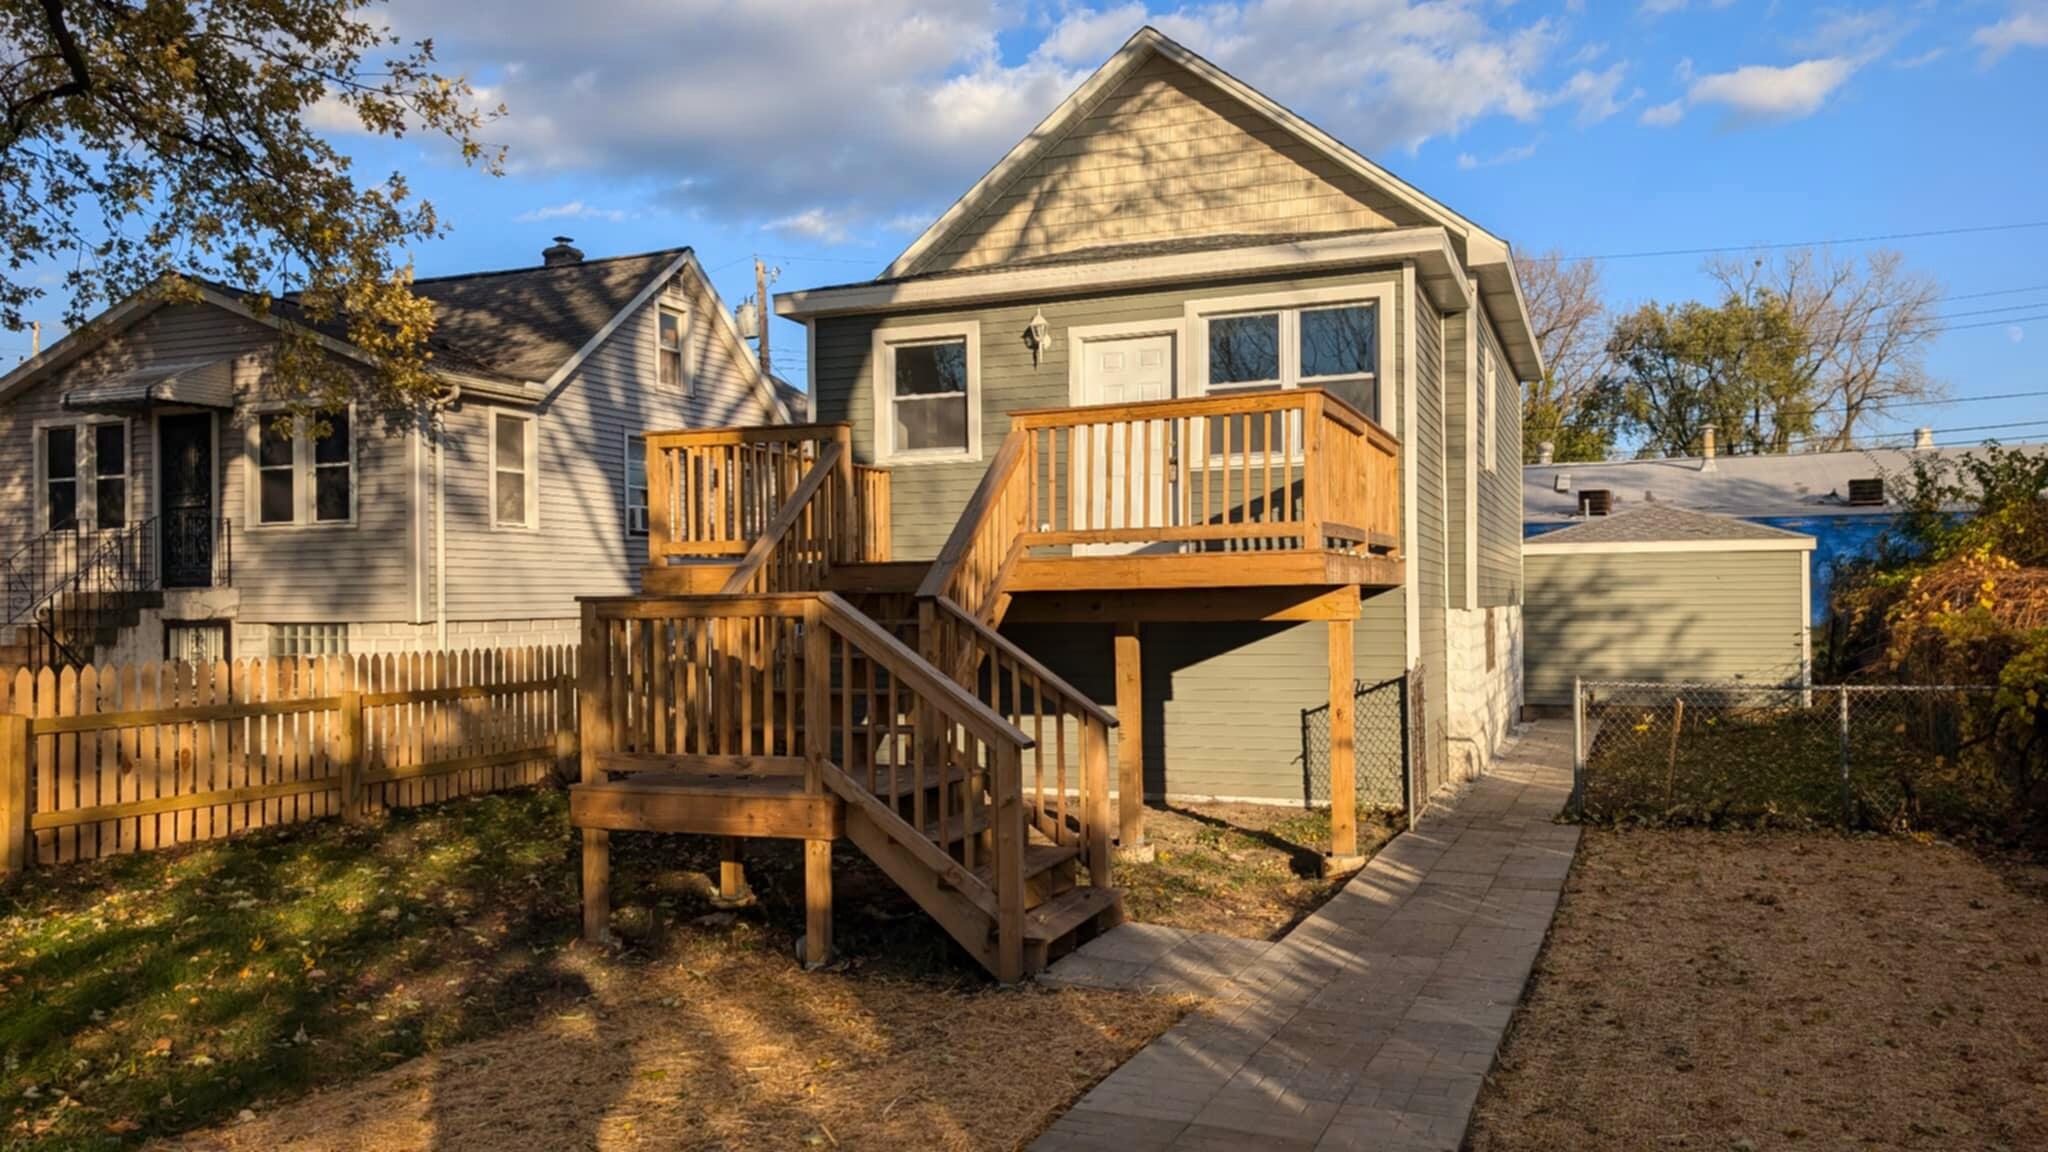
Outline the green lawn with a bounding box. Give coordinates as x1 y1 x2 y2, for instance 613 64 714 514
0 788 972 1150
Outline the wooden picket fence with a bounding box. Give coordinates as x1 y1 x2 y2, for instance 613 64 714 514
0 645 578 872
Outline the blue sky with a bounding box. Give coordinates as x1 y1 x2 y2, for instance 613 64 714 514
12 0 2048 448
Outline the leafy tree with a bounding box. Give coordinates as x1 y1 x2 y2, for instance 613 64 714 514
1518 251 1619 462
1 0 502 420
1707 248 1943 450
1607 292 1818 457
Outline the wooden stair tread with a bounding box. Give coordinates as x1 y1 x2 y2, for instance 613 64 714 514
971 839 1081 888
1023 885 1122 943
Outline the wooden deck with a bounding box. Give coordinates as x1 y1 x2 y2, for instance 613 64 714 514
585 396 1405 982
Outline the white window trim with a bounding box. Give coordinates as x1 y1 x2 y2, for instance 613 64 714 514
244 406 358 530
871 320 981 465
1182 281 1397 428
32 416 132 532
623 431 649 538
655 301 694 394
488 409 540 531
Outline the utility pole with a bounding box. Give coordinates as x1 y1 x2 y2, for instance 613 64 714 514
754 257 772 378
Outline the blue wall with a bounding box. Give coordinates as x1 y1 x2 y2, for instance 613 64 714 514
1526 514 1899 621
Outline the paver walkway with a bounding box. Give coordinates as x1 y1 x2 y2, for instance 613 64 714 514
1033 721 1578 1152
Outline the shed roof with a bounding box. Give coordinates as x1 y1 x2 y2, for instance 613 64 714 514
1525 504 1814 549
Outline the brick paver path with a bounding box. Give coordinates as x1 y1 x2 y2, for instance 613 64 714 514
1033 722 1578 1152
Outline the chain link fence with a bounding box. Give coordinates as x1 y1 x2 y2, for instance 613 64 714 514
1570 679 2006 830
1301 671 1416 811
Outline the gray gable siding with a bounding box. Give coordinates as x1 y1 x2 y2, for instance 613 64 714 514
811 265 1406 559
1524 549 1808 706
437 264 779 623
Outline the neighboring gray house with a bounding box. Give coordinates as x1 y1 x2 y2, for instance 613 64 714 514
776 26 1541 800
0 240 789 666
1522 504 1815 708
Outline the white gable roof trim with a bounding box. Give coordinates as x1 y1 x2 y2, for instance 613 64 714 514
780 227 1473 321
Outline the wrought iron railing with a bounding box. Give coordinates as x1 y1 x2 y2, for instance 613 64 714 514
3 517 161 668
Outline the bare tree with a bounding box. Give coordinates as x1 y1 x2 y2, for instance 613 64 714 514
1518 250 1619 461
1707 248 1943 451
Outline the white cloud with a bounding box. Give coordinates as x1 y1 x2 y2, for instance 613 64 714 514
1639 99 1685 126
1894 47 1946 68
1975 2 2048 61
2011 325 2027 344
375 0 1573 229
1456 140 1539 169
1557 62 1636 124
513 200 633 223
766 208 857 244
1686 57 1858 120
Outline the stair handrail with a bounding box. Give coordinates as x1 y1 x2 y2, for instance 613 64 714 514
19 515 159 668
916 427 1030 620
720 441 846 594
3 520 84 626
924 595 1116 891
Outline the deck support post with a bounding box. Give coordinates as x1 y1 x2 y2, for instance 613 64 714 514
802 599 834 969
1325 617 1362 872
1113 622 1146 851
717 836 751 904
581 829 611 943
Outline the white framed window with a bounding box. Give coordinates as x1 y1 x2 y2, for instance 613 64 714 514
1185 283 1394 428
657 307 689 391
34 418 129 532
268 622 348 658
489 410 537 529
624 433 649 537
248 409 354 527
871 321 980 464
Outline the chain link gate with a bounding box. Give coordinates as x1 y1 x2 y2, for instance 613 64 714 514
1301 669 1416 811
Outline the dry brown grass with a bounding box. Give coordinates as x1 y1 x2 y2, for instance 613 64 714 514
1468 829 2048 1152
160 929 1184 1152
1115 802 1403 940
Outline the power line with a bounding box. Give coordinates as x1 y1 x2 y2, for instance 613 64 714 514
1568 219 2048 262
1860 388 2048 411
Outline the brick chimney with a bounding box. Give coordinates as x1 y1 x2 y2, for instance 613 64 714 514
1537 440 1555 466
1699 424 1717 472
542 236 583 267
1914 426 1935 451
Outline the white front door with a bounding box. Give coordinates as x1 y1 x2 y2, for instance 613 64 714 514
1076 333 1175 555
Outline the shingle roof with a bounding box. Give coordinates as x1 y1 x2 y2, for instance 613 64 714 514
824 227 1397 290
409 248 688 382
1522 445 2042 523
1527 503 1813 546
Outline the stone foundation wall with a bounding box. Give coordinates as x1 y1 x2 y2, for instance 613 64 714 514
1443 605 1523 784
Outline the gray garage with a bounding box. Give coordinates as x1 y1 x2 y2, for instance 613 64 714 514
1523 504 1816 708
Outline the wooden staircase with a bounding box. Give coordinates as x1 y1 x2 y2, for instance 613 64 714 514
574 424 1121 981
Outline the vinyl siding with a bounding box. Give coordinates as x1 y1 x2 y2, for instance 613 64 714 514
1442 310 1471 609
1523 549 1809 706
1475 316 1522 606
438 263 780 622
811 266 1406 559
916 54 1423 276
0 304 272 564
1413 292 1450 776
1005 589 1407 803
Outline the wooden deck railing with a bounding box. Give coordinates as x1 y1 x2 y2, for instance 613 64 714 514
920 595 1114 889
922 389 1401 620
643 424 890 568
578 592 1101 980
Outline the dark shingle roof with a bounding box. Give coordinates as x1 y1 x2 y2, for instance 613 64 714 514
1528 504 1813 546
409 248 687 382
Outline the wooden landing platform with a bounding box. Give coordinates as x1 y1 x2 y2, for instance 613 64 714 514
571 771 843 840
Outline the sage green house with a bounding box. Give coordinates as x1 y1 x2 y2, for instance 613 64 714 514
777 27 1541 805
1523 505 1816 707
